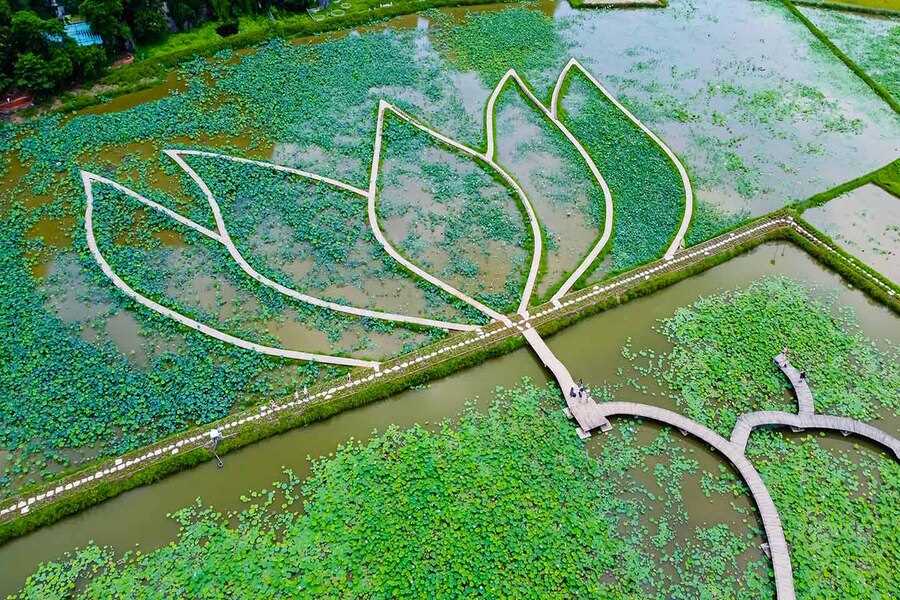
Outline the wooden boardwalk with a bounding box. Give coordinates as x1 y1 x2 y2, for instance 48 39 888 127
522 327 611 436
597 402 796 600
731 411 900 457
745 352 900 457
774 352 814 415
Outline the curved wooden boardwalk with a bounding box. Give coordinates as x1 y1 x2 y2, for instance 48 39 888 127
774 352 813 415
731 411 900 458
597 402 795 600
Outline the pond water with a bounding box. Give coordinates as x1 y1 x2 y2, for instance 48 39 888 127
1 241 897 595
3 0 900 590
804 183 900 282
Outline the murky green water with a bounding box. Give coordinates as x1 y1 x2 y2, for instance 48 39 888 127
1 241 897 595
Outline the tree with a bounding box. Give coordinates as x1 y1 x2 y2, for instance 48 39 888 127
125 0 167 43
168 0 204 30
79 0 125 49
14 52 53 93
13 45 74 95
10 10 61 54
209 0 232 22
71 44 107 82
0 0 12 80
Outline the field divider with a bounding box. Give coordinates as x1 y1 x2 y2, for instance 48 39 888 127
1 212 896 540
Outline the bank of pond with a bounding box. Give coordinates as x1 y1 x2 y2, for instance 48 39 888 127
1 242 897 598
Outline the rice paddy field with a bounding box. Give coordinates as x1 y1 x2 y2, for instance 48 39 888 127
0 0 898 597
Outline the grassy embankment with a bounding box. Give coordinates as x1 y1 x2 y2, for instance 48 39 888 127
792 0 900 16
782 0 900 113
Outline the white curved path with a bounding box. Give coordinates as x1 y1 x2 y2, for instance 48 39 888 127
484 69 615 303
167 150 478 333
551 58 694 265
81 58 694 369
82 172 378 369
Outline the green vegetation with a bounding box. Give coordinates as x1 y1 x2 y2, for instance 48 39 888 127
619 275 900 598
0 2 108 97
376 114 530 313
1 30 473 494
800 5 900 102
793 0 900 14
557 68 684 279
491 75 607 299
431 8 567 86
569 0 667 8
623 276 900 436
8 383 773 598
751 433 900 599
783 0 900 113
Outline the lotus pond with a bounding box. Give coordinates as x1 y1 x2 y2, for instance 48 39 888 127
1 0 899 595
2 0 898 497
800 5 900 101
2 242 898 597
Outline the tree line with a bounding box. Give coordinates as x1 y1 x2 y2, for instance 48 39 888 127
1 0 316 99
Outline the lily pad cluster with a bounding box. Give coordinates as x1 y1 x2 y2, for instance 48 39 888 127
559 70 684 278
628 276 900 437
9 382 772 598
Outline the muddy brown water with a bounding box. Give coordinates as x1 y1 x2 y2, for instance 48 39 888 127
1 241 897 595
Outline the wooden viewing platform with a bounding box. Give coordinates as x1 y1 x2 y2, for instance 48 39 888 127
522 327 611 437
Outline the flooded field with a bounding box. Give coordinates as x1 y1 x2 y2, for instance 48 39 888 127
801 5 899 100
1 242 897 596
1 0 898 595
804 184 900 281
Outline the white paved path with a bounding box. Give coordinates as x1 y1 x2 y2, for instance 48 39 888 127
484 69 615 303
82 171 378 368
166 150 478 333
551 58 694 266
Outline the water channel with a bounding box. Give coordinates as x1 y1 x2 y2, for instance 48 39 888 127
1 241 897 595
